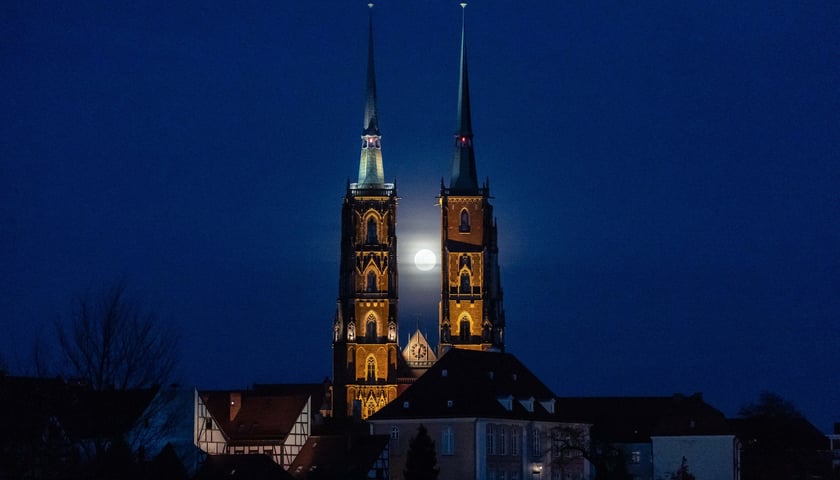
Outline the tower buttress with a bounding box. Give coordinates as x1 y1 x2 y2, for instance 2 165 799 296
439 3 505 355
332 4 399 420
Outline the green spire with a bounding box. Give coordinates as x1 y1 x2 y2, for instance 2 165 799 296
357 3 385 187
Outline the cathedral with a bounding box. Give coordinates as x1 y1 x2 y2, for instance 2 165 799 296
332 3 506 419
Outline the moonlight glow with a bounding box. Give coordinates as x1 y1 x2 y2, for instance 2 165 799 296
414 249 436 271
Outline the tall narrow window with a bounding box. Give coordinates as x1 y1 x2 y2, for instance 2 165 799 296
499 427 507 455
460 318 470 342
366 356 376 381
366 315 377 341
460 272 471 293
511 427 520 455
441 426 454 455
531 427 542 458
459 209 470 232
366 271 377 292
366 217 378 244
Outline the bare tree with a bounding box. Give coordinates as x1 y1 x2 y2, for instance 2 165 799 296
56 280 178 390
549 425 630 480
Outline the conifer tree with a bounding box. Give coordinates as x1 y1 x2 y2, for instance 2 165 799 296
404 424 439 480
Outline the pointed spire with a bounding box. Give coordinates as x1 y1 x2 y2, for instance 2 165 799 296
449 2 479 193
362 3 379 136
357 3 385 187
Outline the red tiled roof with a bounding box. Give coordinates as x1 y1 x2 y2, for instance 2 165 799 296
199 389 310 442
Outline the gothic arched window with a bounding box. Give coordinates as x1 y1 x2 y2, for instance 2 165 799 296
366 356 376 381
459 209 470 232
366 271 377 292
460 272 471 294
366 217 378 244
460 317 470 342
366 315 377 341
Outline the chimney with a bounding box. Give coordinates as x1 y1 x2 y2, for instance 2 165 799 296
229 392 242 421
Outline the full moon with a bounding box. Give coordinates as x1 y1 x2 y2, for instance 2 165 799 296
414 249 436 271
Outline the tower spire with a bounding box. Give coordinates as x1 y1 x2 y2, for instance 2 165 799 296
356 2 385 187
450 2 479 193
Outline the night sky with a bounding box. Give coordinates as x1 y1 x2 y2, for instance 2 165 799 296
2 1 838 431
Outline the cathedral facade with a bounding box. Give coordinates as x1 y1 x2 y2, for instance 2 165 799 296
332 3 505 419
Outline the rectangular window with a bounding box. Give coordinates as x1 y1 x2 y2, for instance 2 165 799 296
531 427 541 458
487 424 496 456
499 427 507 455
441 426 454 455
631 450 641 464
205 418 213 430
552 430 562 457
511 427 520 455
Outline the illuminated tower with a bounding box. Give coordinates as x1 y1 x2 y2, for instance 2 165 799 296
438 3 505 354
332 4 399 419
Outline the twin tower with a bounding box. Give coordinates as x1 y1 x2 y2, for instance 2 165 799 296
332 4 506 419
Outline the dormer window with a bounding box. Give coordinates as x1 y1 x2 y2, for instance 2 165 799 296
539 398 556 414
519 397 535 412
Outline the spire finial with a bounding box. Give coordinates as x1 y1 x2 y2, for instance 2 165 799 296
449 1 479 192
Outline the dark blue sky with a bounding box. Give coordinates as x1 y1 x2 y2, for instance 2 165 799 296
2 1 838 431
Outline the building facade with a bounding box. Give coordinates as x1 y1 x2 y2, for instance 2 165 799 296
332 6 400 420
368 349 590 480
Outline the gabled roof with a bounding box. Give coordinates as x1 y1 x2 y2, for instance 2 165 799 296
199 389 310 443
401 329 437 367
370 349 557 421
194 454 295 480
288 434 388 480
553 394 732 442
